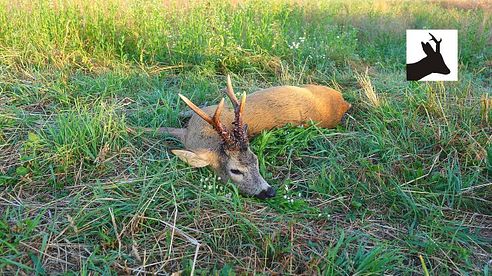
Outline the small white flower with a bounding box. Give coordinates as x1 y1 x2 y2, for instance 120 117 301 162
200 178 204 182
283 195 287 199
290 199 294 203
284 185 289 191
208 185 212 190
318 214 322 217
205 177 209 182
217 177 221 180
289 42 300 49
298 193 301 197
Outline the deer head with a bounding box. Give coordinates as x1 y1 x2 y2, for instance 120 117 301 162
176 76 275 199
421 33 451 75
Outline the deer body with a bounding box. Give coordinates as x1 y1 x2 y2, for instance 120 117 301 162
183 85 350 150
166 77 351 198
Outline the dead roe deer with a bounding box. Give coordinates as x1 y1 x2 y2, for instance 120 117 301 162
152 76 351 199
407 33 450 81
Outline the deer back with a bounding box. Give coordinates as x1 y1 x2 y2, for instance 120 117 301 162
183 85 351 150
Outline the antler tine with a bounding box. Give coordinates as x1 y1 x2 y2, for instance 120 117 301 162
225 75 240 108
428 33 441 43
231 91 249 149
212 98 225 130
213 98 224 119
212 98 234 144
178 94 213 125
429 33 442 52
238 92 246 115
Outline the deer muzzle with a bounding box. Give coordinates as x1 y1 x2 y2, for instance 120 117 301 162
255 186 276 199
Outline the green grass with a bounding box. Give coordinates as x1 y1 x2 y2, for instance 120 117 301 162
1 0 491 274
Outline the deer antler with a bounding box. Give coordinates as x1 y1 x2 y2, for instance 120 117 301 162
178 94 233 146
178 75 249 150
224 75 249 149
428 33 442 52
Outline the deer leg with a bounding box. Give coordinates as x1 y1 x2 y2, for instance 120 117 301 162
128 127 186 141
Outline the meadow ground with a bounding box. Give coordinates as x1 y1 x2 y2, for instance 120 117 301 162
0 0 491 274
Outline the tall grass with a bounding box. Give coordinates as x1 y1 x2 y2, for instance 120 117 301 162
1 1 490 72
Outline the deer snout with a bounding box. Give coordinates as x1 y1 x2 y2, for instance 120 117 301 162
255 186 276 199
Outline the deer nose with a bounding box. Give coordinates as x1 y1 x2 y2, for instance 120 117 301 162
256 187 276 199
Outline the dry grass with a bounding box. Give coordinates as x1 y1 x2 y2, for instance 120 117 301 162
355 68 381 108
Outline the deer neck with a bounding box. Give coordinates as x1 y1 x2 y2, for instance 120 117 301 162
407 56 435 80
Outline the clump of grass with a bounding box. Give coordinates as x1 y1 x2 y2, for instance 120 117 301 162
19 101 128 183
481 93 491 123
48 101 127 164
355 68 381 108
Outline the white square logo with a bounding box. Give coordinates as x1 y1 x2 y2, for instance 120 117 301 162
406 30 458 81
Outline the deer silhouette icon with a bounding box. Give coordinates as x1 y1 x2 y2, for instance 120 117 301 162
407 33 451 81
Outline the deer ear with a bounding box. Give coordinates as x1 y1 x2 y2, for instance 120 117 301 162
172 150 210 168
421 42 434 56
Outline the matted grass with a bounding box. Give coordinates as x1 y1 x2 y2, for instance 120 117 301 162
0 0 491 274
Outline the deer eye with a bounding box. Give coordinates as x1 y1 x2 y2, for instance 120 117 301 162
230 169 243 175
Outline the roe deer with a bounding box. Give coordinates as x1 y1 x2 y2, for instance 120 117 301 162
154 76 351 199
407 33 450 81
